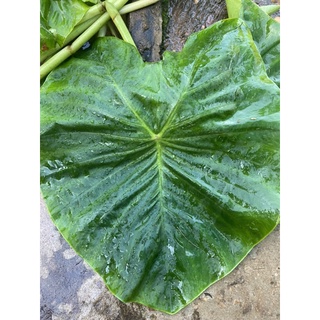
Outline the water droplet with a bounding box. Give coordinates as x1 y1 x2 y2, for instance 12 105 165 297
167 244 174 255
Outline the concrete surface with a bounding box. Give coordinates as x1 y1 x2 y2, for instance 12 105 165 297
40 198 280 320
40 1 280 319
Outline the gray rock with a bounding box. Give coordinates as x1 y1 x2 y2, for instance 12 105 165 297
41 198 280 319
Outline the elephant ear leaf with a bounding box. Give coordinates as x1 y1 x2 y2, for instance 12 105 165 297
40 18 280 315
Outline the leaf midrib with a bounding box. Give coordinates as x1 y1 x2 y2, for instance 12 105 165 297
106 72 155 138
156 141 165 225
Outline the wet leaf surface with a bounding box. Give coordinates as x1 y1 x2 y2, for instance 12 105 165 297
239 0 280 86
40 18 279 314
40 0 89 61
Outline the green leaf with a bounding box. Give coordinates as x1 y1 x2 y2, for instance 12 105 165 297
40 18 280 314
227 0 280 86
40 0 89 60
225 0 242 18
260 4 280 16
240 0 280 86
40 13 60 61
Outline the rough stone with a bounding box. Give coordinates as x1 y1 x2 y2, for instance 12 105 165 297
128 1 162 61
40 197 280 320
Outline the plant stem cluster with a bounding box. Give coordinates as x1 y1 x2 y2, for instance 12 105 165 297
40 0 159 80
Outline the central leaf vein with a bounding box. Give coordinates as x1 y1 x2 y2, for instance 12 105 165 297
156 141 164 207
107 74 155 138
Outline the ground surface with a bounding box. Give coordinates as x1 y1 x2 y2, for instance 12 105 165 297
40 1 280 319
40 199 280 320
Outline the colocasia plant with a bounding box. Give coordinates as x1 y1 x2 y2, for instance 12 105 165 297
40 0 280 314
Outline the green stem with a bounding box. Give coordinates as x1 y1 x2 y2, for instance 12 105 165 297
65 16 102 45
97 24 108 37
77 0 120 24
225 0 242 18
107 21 119 37
40 12 111 79
40 0 118 63
105 1 136 47
40 0 129 80
40 16 101 64
40 0 160 79
260 5 280 16
80 0 159 22
60 0 159 49
77 2 106 25
119 0 159 14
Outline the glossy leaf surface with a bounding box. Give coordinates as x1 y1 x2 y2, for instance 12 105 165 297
240 0 280 86
40 19 280 314
230 0 280 86
40 0 89 60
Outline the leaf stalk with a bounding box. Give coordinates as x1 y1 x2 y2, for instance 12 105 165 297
40 0 159 80
105 1 136 47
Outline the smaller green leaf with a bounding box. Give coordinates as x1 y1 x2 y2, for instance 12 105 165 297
40 0 90 60
40 14 60 62
239 0 280 86
225 0 280 87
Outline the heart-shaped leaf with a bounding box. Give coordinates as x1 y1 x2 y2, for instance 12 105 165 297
40 18 280 314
